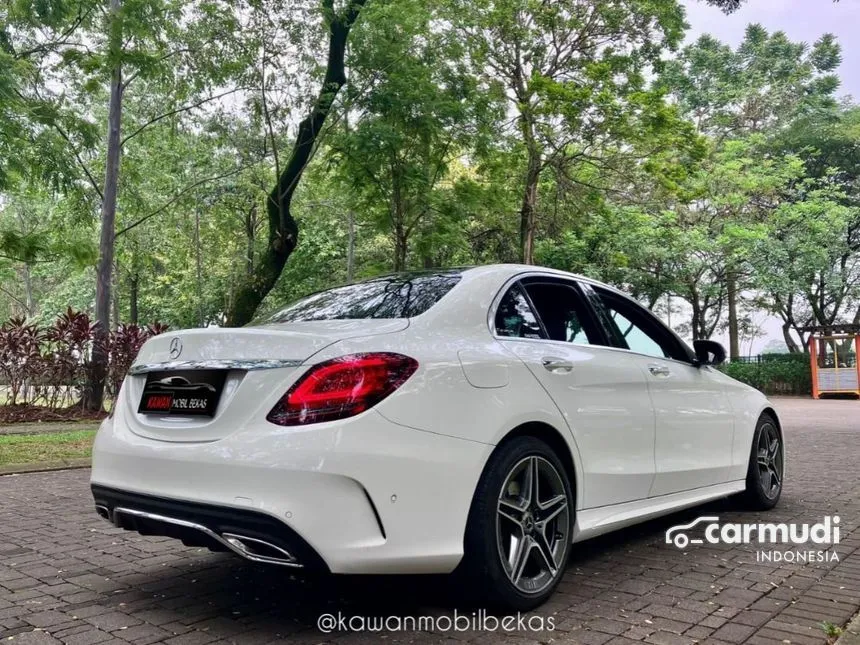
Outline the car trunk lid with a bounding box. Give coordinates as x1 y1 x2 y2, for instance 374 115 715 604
122 319 408 442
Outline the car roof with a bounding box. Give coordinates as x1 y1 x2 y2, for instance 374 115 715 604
357 263 626 299
461 264 592 282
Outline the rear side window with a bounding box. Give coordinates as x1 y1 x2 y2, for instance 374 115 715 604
494 285 545 339
522 282 599 345
266 272 461 323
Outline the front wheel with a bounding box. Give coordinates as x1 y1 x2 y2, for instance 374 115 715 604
458 436 573 611
741 413 784 510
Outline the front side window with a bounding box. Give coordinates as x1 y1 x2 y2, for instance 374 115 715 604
595 288 689 361
265 272 461 323
607 308 666 358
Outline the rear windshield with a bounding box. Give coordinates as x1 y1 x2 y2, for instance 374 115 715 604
265 272 462 323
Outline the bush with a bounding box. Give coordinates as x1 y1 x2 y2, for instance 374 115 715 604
0 310 167 411
0 317 43 405
105 322 168 397
720 353 811 395
43 308 97 408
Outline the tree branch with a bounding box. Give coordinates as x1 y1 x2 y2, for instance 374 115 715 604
53 123 104 200
120 87 246 146
122 48 194 90
13 4 93 59
115 162 264 237
225 0 368 326
0 284 29 310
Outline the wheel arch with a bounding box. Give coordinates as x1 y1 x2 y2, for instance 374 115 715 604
761 406 786 465
762 406 782 430
494 421 582 511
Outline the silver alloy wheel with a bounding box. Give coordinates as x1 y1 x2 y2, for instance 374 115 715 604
496 455 570 594
757 422 783 499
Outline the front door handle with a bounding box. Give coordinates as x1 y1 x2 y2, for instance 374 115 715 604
648 364 671 377
542 357 574 373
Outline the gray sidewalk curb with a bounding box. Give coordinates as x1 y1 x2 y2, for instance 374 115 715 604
0 458 91 476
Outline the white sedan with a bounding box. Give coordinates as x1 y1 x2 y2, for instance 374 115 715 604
91 264 784 610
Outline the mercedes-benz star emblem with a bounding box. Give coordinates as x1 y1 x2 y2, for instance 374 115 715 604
168 337 183 359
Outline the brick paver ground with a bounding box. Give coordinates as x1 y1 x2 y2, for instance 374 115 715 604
1 397 858 645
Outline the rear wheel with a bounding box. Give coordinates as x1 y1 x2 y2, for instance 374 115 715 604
459 436 573 610
741 413 784 510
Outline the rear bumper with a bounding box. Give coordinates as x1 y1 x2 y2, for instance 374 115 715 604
92 484 329 570
90 410 492 574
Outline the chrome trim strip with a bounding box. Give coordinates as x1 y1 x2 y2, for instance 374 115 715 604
110 506 303 568
128 359 303 375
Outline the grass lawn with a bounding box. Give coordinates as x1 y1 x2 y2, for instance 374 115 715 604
0 429 97 467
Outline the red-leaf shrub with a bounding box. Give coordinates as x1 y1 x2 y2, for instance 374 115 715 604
43 308 98 408
0 310 168 414
106 323 169 397
0 317 44 405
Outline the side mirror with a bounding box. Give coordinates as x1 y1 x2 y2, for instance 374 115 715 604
693 339 727 366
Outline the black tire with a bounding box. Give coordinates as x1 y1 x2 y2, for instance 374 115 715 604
457 436 573 611
740 413 784 510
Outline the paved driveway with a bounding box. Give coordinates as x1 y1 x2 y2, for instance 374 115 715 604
1 398 858 645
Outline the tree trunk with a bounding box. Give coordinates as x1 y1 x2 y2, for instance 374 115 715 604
519 148 540 265
21 264 34 317
346 210 355 283
129 273 139 324
244 205 256 276
393 223 407 272
195 208 204 326
691 299 703 340
781 321 799 353
85 0 123 411
726 269 740 360
225 0 367 327
112 259 120 330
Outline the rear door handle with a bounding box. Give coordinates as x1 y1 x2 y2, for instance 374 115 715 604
648 364 671 377
542 357 574 373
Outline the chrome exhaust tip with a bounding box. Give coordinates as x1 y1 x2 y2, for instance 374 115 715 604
221 532 299 566
107 506 303 568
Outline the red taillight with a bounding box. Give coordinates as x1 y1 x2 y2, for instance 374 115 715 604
266 352 418 426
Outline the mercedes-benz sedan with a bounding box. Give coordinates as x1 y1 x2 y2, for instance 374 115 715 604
91 264 784 610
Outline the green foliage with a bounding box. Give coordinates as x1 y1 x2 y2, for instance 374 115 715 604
720 354 812 395
819 621 844 639
660 25 841 137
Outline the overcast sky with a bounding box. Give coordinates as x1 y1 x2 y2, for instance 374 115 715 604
682 0 860 101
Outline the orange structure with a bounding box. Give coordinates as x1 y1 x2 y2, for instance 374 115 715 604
804 324 860 399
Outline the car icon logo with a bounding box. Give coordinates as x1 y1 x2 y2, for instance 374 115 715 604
168 337 183 359
665 516 720 549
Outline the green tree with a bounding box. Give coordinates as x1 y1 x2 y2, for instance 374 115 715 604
452 0 698 264
226 0 368 326
333 0 494 271
659 25 842 356
749 106 860 349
